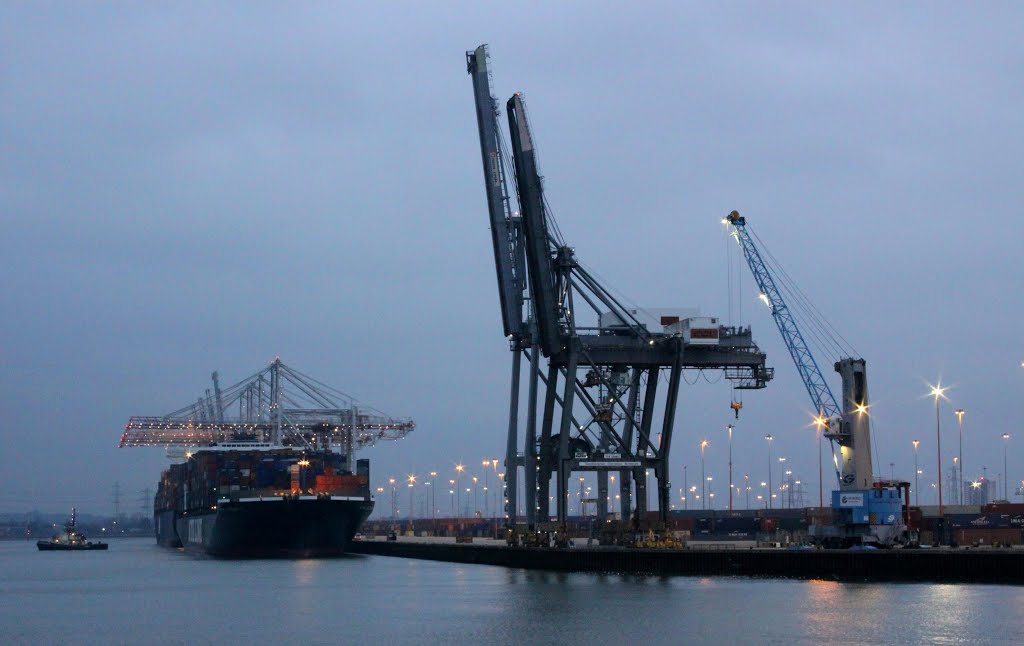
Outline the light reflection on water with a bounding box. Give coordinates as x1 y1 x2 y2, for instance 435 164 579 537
2 539 1022 645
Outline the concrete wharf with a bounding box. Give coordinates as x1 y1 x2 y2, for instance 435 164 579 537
349 537 1024 584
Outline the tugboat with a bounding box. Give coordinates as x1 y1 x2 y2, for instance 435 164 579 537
37 508 108 551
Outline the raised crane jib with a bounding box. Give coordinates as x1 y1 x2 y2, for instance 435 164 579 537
507 93 562 356
726 211 875 489
466 45 527 341
725 211 840 420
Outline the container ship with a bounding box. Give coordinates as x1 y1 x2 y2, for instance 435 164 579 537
155 444 374 557
121 359 414 558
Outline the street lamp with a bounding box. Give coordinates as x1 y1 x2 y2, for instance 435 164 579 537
954 409 965 504
912 440 920 506
814 415 827 510
481 460 491 518
578 476 586 515
455 464 464 524
706 476 714 510
700 439 709 510
764 434 773 510
778 457 786 508
375 486 385 520
472 476 479 516
682 465 688 510
407 474 416 526
490 458 499 518
727 424 734 512
389 477 397 523
609 474 617 517
498 472 507 518
429 471 437 528
953 457 959 502
929 383 948 516
1003 433 1011 501
744 473 750 509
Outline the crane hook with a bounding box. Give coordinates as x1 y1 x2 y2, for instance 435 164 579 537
730 400 743 419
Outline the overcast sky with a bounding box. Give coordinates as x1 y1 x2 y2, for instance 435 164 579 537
2 3 1022 516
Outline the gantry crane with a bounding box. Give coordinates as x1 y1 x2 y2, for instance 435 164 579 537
725 211 912 547
120 359 415 464
467 45 774 545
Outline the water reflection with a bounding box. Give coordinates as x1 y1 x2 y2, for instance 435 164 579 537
292 558 318 586
5 541 1024 645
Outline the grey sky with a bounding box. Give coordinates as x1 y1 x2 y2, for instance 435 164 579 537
2 3 1022 514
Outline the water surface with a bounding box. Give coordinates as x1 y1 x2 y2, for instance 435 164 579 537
2 538 1021 645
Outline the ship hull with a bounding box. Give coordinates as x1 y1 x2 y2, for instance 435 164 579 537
175 497 373 558
37 541 108 551
155 509 182 548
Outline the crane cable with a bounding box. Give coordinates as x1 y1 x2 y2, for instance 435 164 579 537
748 229 879 479
738 224 846 484
750 229 858 360
725 225 743 413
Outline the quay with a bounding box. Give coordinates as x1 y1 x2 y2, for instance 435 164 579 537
350 537 1024 584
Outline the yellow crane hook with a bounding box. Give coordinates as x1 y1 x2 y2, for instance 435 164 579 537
730 400 743 419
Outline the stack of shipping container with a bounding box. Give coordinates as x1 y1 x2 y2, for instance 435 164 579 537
156 450 366 515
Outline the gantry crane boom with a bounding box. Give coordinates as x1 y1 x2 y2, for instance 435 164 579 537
507 93 563 357
466 46 528 342
119 359 415 452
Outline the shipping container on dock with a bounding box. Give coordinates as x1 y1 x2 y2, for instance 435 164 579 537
951 528 1022 547
946 513 1024 530
983 503 1024 515
692 516 761 541
906 506 923 531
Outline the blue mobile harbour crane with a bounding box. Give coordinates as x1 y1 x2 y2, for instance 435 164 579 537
725 211 914 548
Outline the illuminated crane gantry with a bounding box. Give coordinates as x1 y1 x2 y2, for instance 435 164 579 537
119 359 415 455
467 45 773 543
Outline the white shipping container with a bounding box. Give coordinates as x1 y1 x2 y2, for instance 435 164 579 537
599 308 700 332
666 317 720 345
